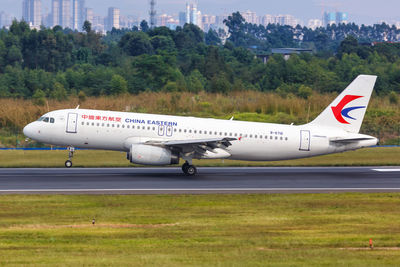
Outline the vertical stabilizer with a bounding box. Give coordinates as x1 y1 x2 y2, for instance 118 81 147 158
309 75 377 133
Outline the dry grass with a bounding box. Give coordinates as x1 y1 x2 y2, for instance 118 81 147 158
0 91 399 143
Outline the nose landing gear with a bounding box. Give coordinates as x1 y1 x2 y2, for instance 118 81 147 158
65 146 75 168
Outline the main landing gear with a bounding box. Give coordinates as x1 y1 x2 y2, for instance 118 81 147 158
65 146 75 168
182 161 197 176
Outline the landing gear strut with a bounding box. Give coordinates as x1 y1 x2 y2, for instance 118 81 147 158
182 161 197 176
65 146 74 168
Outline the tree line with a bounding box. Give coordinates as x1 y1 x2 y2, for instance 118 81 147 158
0 14 400 101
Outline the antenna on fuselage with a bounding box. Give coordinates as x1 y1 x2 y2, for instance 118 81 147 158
75 105 80 109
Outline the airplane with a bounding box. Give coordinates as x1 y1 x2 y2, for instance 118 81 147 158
23 75 378 175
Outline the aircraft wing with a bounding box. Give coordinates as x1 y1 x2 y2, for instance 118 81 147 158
145 137 237 158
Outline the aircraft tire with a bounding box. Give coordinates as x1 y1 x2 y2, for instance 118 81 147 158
185 165 197 176
65 160 73 168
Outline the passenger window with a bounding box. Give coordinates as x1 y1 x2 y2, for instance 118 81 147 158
92 122 94 126
270 136 273 140
285 137 288 141
122 125 125 128
117 124 120 128
275 136 278 140
280 137 283 140
147 126 150 130
142 126 145 130
189 130 192 133
194 130 197 134
81 122 84 126
112 124 115 128
153 127 155 130
255 135 257 138
86 122 89 126
107 124 110 127
265 136 268 139
199 130 202 134
179 129 182 132
50 118 55 123
184 129 187 133
97 123 100 126
102 123 105 127
127 125 130 129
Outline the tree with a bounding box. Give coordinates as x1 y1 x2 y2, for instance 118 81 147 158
110 74 128 95
119 32 154 56
223 12 245 46
83 21 92 33
140 20 149 32
205 29 221 46
338 35 359 58
32 89 47 106
7 45 22 65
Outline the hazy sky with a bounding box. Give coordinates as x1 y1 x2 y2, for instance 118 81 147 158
1 0 400 25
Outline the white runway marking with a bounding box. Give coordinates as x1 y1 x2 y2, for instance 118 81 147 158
373 169 400 172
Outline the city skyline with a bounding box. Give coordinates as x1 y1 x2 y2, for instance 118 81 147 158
1 0 400 27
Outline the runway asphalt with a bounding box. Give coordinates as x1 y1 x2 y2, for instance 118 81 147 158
0 167 399 194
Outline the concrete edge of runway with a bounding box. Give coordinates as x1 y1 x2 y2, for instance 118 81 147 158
2 188 400 195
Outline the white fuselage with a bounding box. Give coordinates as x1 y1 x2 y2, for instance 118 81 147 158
23 109 377 162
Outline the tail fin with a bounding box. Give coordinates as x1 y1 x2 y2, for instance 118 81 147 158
309 75 377 133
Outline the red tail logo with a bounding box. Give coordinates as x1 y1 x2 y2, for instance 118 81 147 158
331 95 365 124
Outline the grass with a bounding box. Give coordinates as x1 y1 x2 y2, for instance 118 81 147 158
0 147 399 168
0 194 400 265
0 91 399 146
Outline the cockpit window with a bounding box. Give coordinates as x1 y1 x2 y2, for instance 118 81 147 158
37 117 44 121
50 118 55 123
43 117 49 123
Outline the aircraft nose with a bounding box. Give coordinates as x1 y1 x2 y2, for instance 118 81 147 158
23 123 34 138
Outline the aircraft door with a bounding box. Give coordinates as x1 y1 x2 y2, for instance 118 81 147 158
66 113 78 133
299 130 310 151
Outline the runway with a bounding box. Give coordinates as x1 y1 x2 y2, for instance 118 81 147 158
0 167 399 194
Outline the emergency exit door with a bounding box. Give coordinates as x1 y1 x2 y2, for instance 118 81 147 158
66 113 78 133
299 130 310 151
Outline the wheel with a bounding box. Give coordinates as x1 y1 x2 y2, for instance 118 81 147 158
65 160 73 168
182 162 189 172
185 165 197 176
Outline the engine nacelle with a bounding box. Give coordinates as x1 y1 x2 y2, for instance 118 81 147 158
128 144 179 165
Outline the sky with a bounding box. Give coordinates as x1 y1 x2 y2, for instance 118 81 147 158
1 0 400 25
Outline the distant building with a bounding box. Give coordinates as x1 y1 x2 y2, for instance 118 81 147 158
51 0 71 28
308 19 323 30
51 0 59 26
261 14 275 26
84 8 93 25
184 2 201 27
324 12 348 26
276 14 300 27
107 7 120 31
72 0 85 31
241 10 258 24
22 0 42 28
336 12 348 24
60 0 71 28
179 11 186 26
0 11 13 28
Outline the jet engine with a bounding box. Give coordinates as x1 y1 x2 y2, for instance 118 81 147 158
128 144 179 165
